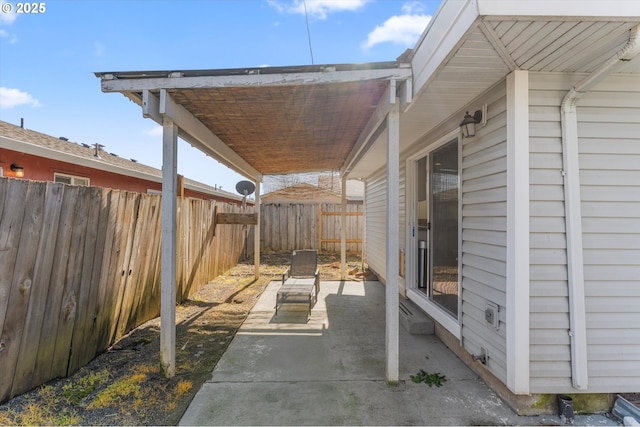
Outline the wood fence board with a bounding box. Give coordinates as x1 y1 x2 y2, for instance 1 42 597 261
137 195 163 324
115 193 145 339
7 182 50 396
29 185 79 387
116 193 144 337
0 179 28 339
94 189 121 352
68 186 104 373
82 188 113 365
146 196 163 320
50 185 91 380
0 179 30 397
10 182 64 394
127 195 155 330
176 201 186 298
108 192 138 343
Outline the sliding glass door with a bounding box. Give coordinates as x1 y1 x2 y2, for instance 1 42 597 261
428 139 459 317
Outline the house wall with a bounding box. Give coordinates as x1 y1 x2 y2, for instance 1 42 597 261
364 71 640 396
0 149 233 202
459 84 509 385
528 72 573 392
363 82 511 383
579 74 640 392
364 170 387 280
529 72 640 393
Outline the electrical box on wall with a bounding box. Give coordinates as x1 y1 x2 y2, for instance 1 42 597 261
485 302 500 330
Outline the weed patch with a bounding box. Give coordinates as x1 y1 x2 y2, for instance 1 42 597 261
62 369 110 405
410 369 447 387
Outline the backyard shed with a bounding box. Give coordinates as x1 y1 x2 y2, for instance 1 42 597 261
96 0 640 412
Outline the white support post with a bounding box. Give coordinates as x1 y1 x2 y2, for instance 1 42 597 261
160 117 178 378
341 175 347 280
254 181 261 280
386 98 400 384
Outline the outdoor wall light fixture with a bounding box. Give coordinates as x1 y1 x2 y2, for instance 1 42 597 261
459 110 483 138
10 164 25 177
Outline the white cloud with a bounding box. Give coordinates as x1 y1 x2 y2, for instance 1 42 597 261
268 0 369 20
0 87 41 109
145 126 163 137
0 8 16 25
0 27 17 43
402 1 425 14
362 5 431 50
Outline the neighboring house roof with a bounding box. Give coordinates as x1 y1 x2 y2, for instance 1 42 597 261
0 120 243 202
317 175 364 201
262 183 354 204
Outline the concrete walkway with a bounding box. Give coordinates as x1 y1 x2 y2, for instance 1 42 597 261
180 280 616 426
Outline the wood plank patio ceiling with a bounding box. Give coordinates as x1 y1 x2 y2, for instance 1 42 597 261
167 80 388 175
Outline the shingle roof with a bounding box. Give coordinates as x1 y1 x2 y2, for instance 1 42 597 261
0 120 242 201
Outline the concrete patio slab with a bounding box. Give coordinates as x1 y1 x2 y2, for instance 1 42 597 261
180 280 617 426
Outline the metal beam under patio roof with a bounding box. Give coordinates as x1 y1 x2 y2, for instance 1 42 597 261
95 62 412 179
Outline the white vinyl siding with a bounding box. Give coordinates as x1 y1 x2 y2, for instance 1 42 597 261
460 84 509 384
364 170 387 280
529 72 574 392
579 74 640 392
529 72 640 393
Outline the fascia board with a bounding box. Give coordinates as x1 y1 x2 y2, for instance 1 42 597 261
477 0 640 18
411 0 480 99
0 135 162 183
100 67 412 92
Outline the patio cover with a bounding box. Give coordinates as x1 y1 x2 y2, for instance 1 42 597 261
95 61 412 381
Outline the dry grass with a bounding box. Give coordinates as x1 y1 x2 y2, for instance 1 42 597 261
0 252 364 426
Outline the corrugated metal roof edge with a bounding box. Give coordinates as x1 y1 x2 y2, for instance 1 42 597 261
94 61 406 80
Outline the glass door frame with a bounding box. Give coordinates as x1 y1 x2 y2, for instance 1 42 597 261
404 129 462 339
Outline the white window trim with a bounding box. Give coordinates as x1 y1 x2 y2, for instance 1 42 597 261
54 172 90 186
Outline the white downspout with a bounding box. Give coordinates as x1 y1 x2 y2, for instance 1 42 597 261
560 24 640 390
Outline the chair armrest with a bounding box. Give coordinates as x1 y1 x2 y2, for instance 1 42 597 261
314 268 320 292
282 267 290 283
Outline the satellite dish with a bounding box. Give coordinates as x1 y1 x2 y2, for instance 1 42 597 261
235 180 255 196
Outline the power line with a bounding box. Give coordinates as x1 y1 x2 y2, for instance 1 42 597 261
302 0 314 64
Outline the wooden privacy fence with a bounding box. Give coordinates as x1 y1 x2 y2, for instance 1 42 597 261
260 203 363 253
0 178 251 402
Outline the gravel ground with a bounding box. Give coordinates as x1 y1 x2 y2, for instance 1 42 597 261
0 252 365 426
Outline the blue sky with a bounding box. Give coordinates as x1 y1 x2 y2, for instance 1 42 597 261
0 0 440 192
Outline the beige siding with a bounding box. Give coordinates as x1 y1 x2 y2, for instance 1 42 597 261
460 84 509 384
364 171 387 279
579 74 640 392
529 72 573 392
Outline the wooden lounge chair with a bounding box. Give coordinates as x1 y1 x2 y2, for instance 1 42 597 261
275 250 319 317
